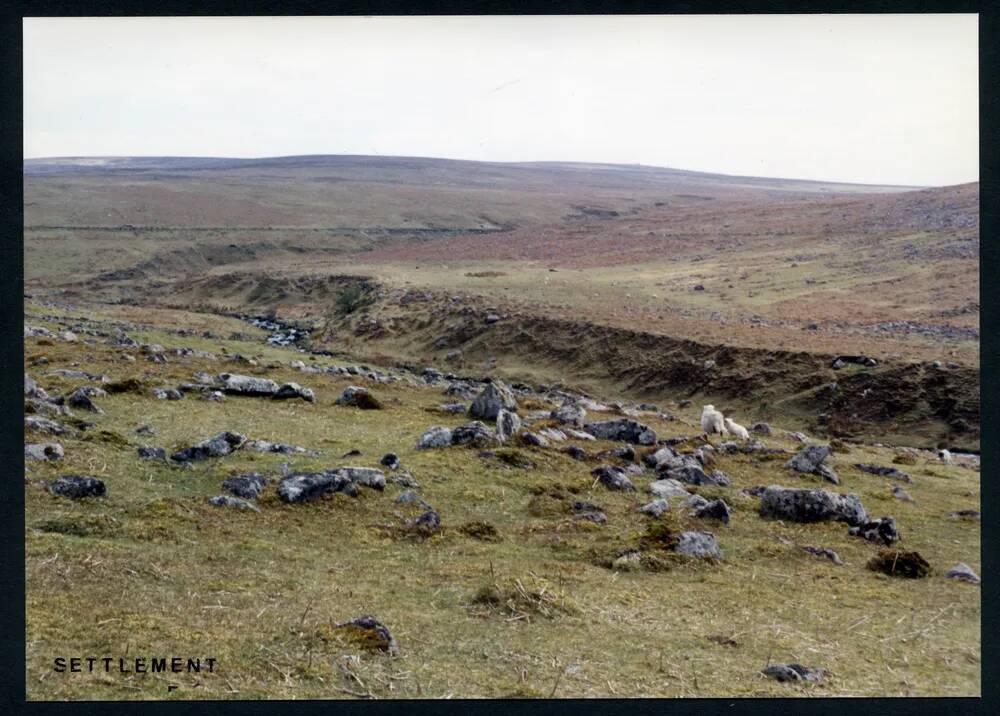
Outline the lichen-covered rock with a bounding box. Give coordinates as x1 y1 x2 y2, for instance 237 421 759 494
25 415 69 436
694 498 732 524
48 475 106 499
67 388 103 413
665 465 731 487
496 409 521 443
218 373 279 396
519 431 549 448
551 402 586 427
469 381 518 421
759 485 868 526
277 472 353 503
855 463 912 483
137 446 166 461
583 418 657 445
848 517 900 545
648 478 691 499
25 443 64 461
785 445 839 483
638 498 670 518
222 472 269 499
408 509 441 534
562 445 589 461
416 426 453 449
573 501 607 523
244 439 319 456
539 427 568 443
451 421 501 448
152 388 184 400
338 466 387 491
208 495 260 512
643 446 678 467
675 531 721 559
273 382 316 402
170 431 246 462
591 465 636 492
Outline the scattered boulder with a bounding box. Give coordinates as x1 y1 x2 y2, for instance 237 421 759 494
592 465 636 492
866 549 929 578
496 409 521 443
945 563 981 584
855 463 912 483
451 421 501 448
694 499 732 524
643 446 678 468
416 426 453 450
208 495 260 512
469 381 518 421
408 509 441 535
25 415 69 436
539 427 568 443
218 373 279 397
222 472 269 499
244 439 319 456
25 443 64 461
785 445 839 484
758 486 868 526
137 446 166 461
665 465 731 487
171 431 246 462
273 382 316 402
801 546 844 566
337 467 387 491
67 388 103 414
583 418 657 445
394 490 429 507
848 517 900 545
551 402 586 427
638 498 670 518
675 531 721 559
762 664 824 683
648 479 692 499
562 445 589 461
152 388 184 400
573 501 607 524
891 486 914 502
277 472 354 503
48 475 106 499
520 431 549 448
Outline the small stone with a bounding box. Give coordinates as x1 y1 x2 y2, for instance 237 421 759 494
945 563 980 584
591 465 635 492
675 531 721 559
638 499 670 518
137 446 166 461
208 495 260 512
48 475 106 499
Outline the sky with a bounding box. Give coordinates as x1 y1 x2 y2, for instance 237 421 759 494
23 14 978 186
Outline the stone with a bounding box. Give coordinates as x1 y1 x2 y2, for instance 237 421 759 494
137 446 166 461
244 439 319 456
171 431 246 462
439 402 467 414
564 428 596 441
48 475 106 499
273 382 316 402
496 409 521 443
675 531 721 559
762 664 824 683
683 494 710 509
848 517 900 545
67 388 103 413
335 385 383 409
25 415 69 436
855 463 912 483
945 563 981 584
152 388 184 400
551 402 586 427
277 472 353 503
665 465 731 487
380 453 401 470
644 447 678 467
338 467 387 491
208 495 260 512
638 499 670 518
891 486 914 502
785 445 834 479
801 546 843 566
950 509 981 521
222 472 269 499
202 390 226 402
648 479 692 499
583 418 657 445
539 427 568 443
573 501 607 523
25 443 64 461
394 490 429 507
469 381 518 421
409 509 441 534
218 373 279 397
451 421 501 448
591 465 636 492
135 424 155 435
562 445 588 461
695 499 731 524
758 486 868 526
416 426 453 450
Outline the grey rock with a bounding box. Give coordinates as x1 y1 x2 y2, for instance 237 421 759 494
394 490 429 507
223 472 269 499
25 415 69 436
750 422 772 435
648 479 692 499
695 499 732 524
539 427 568 443
759 485 868 526
416 426 453 450
496 409 522 443
945 563 980 584
683 494 710 509
208 495 260 512
469 381 518 421
891 486 914 502
762 663 824 683
591 465 636 492
855 463 912 483
171 431 246 462
218 373 279 397
201 390 226 402
451 421 501 448
801 546 844 565
338 466 387 491
25 443 64 461
48 475 106 499
409 509 441 532
439 402 467 413
638 498 670 518
551 402 586 427
137 446 166 461
67 388 103 413
152 388 184 400
848 517 900 545
277 472 353 503
562 445 588 461
244 439 319 456
583 418 657 445
573 501 607 524
675 531 721 559
564 428 596 441
666 465 731 487
274 382 316 402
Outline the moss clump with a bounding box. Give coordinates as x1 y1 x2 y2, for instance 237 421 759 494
829 438 851 453
33 515 120 538
493 449 535 469
459 521 501 542
893 453 918 466
637 523 679 552
527 494 572 518
104 378 146 394
867 550 931 579
470 576 577 619
84 430 131 448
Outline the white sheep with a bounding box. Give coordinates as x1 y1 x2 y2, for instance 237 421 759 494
701 405 727 436
723 417 750 440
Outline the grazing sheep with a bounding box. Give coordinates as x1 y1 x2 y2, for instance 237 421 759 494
701 405 727 436
723 417 750 440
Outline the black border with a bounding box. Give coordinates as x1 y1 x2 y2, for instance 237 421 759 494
1 2 993 714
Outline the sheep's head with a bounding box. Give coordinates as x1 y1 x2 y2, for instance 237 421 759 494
703 405 715 412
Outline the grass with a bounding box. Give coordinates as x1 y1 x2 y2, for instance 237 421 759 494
23 301 980 699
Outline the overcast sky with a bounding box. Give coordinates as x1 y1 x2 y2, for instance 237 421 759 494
24 14 978 186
